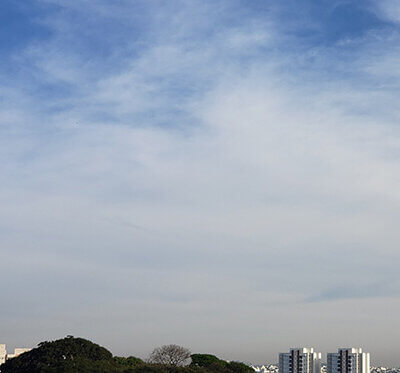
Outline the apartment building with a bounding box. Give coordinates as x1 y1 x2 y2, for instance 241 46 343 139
327 348 370 373
279 348 322 373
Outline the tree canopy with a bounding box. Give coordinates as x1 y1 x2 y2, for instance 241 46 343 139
190 354 253 373
0 336 138 373
0 337 253 373
149 345 191 366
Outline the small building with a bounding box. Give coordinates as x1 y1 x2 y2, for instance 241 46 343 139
0 344 31 365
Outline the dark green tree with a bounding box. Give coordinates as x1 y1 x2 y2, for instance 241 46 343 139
0 336 254 373
191 353 229 371
114 356 144 368
190 354 225 368
190 354 253 373
227 361 254 373
0 336 121 373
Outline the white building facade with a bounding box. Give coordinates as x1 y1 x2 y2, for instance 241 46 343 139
0 345 31 366
327 348 370 373
279 348 322 373
0 345 6 366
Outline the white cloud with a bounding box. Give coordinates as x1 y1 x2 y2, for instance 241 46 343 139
374 0 400 23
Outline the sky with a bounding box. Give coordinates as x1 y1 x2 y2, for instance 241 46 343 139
1 0 400 366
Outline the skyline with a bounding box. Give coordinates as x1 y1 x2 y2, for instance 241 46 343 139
1 0 400 366
0 343 379 367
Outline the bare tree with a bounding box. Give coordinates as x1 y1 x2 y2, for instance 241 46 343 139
148 344 191 366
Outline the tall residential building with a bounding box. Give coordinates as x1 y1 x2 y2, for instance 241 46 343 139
279 348 322 373
327 348 370 373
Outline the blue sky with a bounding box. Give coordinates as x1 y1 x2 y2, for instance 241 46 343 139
2 0 400 366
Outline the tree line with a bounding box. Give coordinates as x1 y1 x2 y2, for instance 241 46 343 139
0 336 254 373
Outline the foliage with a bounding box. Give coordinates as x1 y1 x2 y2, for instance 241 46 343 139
0 336 138 373
190 354 226 368
190 354 253 373
148 345 191 366
190 354 228 371
0 337 253 373
226 361 254 373
114 356 144 368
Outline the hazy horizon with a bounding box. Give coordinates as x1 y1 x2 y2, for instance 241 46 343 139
0 340 396 367
2 0 400 367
